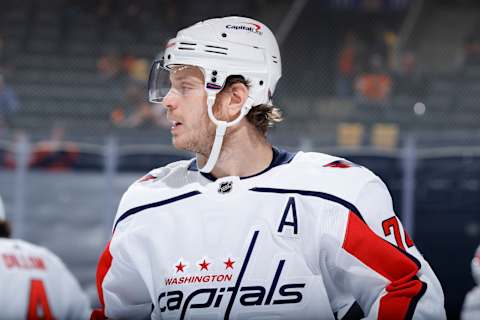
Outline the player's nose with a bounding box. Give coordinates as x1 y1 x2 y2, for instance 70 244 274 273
162 90 178 110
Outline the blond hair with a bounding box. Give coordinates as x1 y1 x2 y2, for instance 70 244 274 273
222 76 283 136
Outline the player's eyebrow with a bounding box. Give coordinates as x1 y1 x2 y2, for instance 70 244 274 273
170 74 203 85
169 65 204 83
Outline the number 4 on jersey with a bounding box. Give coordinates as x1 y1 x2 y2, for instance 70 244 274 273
28 279 54 320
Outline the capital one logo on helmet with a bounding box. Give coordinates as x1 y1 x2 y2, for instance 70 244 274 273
225 23 263 35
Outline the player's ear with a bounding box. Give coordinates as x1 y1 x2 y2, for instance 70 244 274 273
226 82 249 116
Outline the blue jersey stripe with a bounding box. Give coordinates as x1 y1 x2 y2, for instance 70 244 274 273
225 230 259 319
113 191 202 232
249 187 365 222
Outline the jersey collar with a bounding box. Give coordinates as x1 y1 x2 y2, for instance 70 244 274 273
188 146 297 181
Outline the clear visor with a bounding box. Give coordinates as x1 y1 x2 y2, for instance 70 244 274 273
148 60 207 104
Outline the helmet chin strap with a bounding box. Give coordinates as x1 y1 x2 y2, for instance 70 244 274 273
198 94 254 173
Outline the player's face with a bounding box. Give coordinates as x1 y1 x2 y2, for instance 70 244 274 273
162 66 216 155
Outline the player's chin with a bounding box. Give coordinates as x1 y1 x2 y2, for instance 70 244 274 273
172 136 190 151
171 137 183 149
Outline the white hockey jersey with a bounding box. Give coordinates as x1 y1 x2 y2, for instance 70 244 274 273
94 148 445 320
461 244 480 320
0 238 91 319
461 286 480 320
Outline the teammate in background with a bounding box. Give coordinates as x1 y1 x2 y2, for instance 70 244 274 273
0 195 91 319
93 16 446 319
461 245 480 320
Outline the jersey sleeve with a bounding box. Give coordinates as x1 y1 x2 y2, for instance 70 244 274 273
354 178 446 319
319 209 430 320
93 185 155 319
93 227 152 319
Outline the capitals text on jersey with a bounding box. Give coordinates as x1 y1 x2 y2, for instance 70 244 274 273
157 231 306 319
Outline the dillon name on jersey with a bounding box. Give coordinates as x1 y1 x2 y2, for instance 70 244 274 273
97 147 439 320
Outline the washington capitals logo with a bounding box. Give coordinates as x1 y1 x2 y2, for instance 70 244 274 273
226 22 263 35
157 231 306 319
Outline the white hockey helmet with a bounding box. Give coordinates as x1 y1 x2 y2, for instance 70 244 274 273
472 245 480 285
149 16 281 107
148 16 282 173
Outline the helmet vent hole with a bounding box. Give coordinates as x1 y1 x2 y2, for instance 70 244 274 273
178 42 197 51
205 50 227 55
259 81 264 86
167 54 171 59
221 33 227 38
204 45 228 56
206 45 228 50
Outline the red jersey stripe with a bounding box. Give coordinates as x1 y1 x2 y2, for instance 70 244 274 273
91 241 112 320
342 211 426 320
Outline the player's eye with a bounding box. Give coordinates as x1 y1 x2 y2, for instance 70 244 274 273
181 85 193 93
179 83 197 95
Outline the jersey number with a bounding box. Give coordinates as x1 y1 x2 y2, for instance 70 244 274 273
382 216 414 250
27 279 54 320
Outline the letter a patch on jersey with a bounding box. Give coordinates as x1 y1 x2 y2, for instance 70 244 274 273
277 197 298 237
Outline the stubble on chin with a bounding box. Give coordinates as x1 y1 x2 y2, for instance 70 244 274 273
192 132 215 157
172 129 215 157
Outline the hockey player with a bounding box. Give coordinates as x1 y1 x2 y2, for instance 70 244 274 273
461 244 480 320
93 16 446 319
0 195 91 319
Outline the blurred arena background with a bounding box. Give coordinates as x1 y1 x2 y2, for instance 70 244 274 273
0 0 479 318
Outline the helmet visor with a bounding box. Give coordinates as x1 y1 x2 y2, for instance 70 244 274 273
148 59 170 103
148 60 207 104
